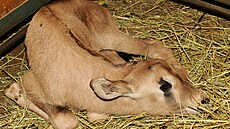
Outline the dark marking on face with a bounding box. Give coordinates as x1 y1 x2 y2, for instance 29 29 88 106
164 91 172 97
40 24 43 27
164 91 176 103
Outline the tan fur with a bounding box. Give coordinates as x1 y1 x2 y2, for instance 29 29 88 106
4 0 208 129
45 0 181 67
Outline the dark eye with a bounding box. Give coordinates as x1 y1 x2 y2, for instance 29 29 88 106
159 78 172 93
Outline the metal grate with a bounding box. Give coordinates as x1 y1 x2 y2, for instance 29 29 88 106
171 0 230 20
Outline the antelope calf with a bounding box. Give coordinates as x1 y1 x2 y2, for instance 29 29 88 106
5 0 209 129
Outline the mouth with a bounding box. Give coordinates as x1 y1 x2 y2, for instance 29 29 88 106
183 105 210 114
185 106 200 114
173 105 202 114
178 99 211 114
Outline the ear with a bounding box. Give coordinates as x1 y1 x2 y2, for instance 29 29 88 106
90 78 133 100
172 65 192 84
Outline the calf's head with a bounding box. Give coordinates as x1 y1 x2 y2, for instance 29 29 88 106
91 59 208 115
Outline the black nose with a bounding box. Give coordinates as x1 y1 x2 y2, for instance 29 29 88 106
201 98 210 104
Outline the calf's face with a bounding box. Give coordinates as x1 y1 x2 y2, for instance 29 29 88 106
91 59 208 115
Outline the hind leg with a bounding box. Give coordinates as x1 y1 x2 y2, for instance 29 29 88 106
4 82 49 120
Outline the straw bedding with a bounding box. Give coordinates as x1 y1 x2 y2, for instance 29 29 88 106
0 0 229 128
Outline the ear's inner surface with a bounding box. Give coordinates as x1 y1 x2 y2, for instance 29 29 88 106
108 80 132 94
90 78 133 100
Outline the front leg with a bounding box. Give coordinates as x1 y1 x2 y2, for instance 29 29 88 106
5 82 78 129
4 82 49 120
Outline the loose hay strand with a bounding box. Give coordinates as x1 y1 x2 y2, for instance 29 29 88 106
1 0 230 128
